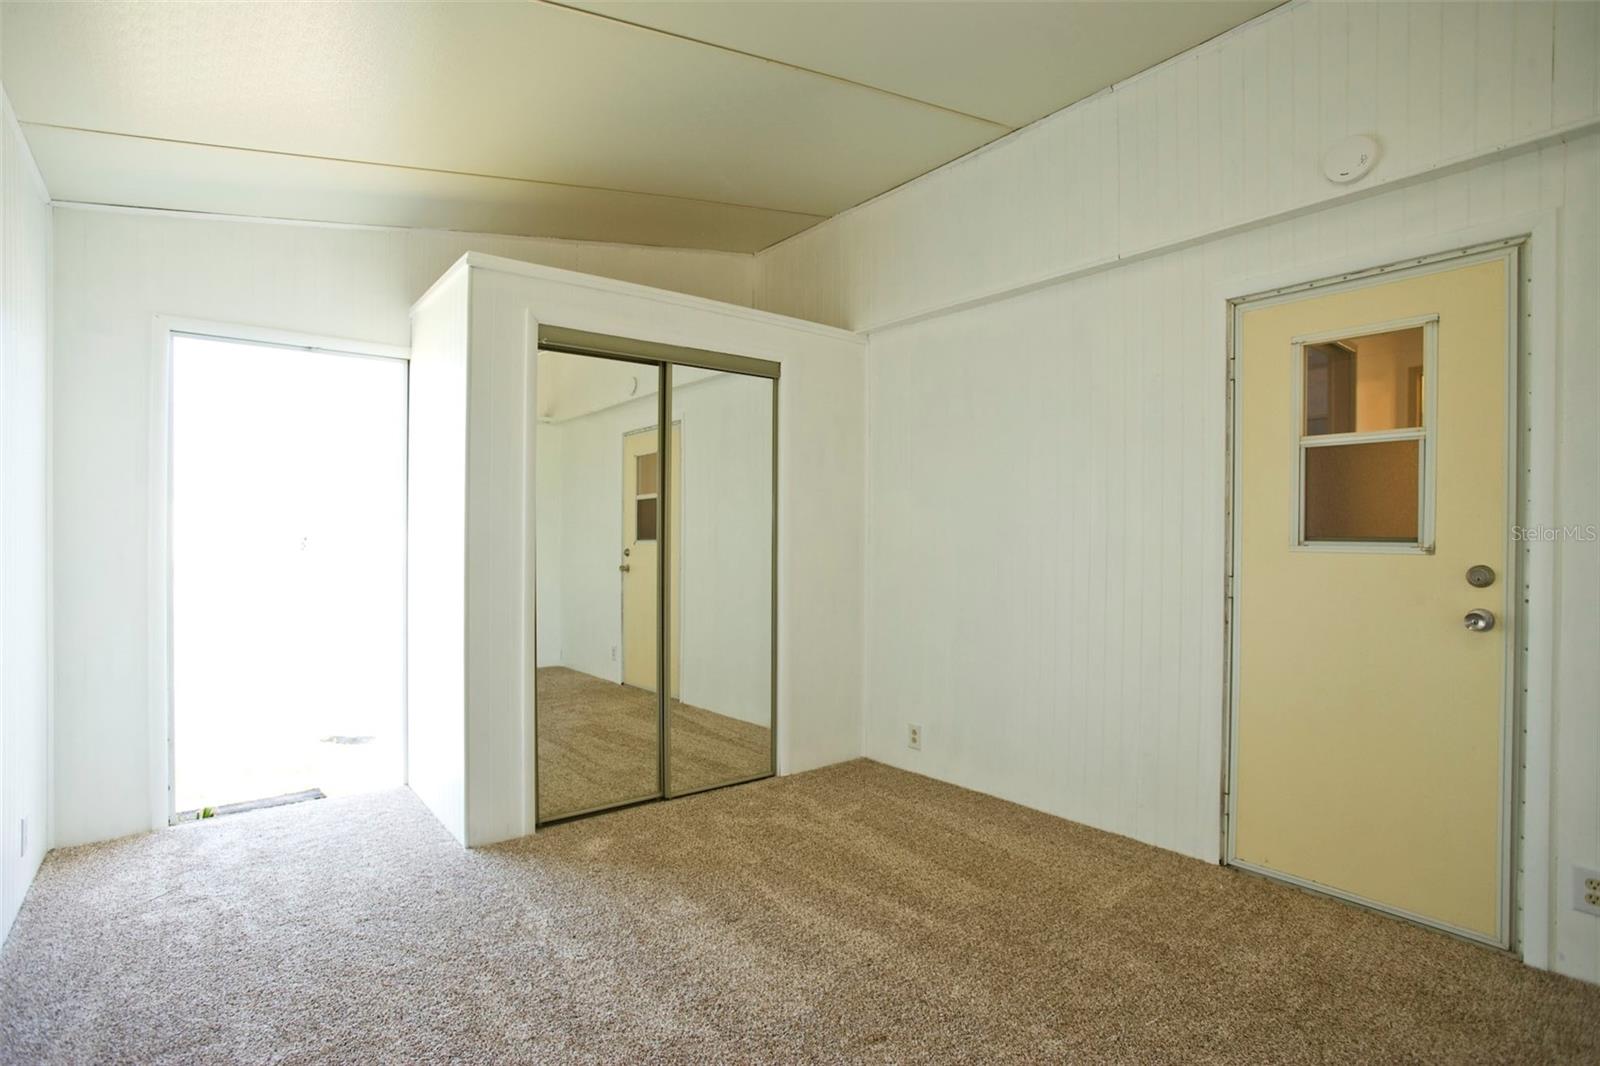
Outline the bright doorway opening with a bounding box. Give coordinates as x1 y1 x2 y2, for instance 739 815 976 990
170 334 408 816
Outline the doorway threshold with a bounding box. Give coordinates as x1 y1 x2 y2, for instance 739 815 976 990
174 788 325 824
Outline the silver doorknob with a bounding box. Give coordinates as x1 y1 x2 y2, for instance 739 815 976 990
1464 609 1496 632
618 564 631 573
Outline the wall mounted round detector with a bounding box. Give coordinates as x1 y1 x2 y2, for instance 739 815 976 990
1322 134 1379 184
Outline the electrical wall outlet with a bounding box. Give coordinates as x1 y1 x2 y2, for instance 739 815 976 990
1576 867 1600 917
907 724 922 751
611 645 618 661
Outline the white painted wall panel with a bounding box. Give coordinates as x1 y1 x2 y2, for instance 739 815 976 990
460 268 532 846
1553 0 1600 129
1550 125 1600 983
405 270 468 845
49 207 755 848
756 0 1599 982
0 92 52 940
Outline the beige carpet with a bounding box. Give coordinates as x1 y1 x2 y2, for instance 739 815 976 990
535 665 770 820
2 760 1597 1064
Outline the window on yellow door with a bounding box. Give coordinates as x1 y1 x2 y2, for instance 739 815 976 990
1299 326 1427 545
635 452 659 541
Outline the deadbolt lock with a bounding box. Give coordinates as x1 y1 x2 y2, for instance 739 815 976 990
1466 564 1496 588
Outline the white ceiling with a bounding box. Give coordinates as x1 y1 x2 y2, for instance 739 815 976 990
2 1 1278 253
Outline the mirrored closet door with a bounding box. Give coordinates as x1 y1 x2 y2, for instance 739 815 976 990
665 367 774 796
534 350 665 821
533 335 777 824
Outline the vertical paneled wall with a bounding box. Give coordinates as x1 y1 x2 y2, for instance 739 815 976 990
1 89 52 938
756 0 1599 982
49 208 756 849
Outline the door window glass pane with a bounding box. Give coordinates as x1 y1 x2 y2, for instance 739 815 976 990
636 452 658 496
1304 439 1420 542
1304 343 1355 434
635 496 658 541
1304 327 1425 435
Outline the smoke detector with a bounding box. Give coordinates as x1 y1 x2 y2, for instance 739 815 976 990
1322 134 1380 184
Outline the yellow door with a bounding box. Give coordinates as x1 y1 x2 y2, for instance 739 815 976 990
1231 254 1512 944
621 425 680 693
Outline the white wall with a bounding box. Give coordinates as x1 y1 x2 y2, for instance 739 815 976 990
0 85 52 939
406 268 469 845
49 205 756 849
756 0 1599 982
539 372 774 725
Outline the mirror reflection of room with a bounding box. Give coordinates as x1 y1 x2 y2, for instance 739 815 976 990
667 367 774 795
534 351 664 820
534 351 775 822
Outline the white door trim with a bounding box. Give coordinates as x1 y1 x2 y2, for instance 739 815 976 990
146 317 409 830
1208 208 1559 968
